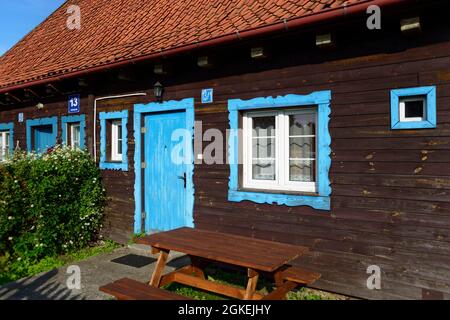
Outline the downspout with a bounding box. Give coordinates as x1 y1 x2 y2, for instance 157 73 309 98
0 0 411 94
93 93 147 161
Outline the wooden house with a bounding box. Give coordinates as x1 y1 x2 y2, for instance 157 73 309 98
0 0 449 299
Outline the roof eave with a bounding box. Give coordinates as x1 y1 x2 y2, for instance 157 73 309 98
0 0 410 94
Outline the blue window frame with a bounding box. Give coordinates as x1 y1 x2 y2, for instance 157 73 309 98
99 110 128 171
228 91 332 211
26 117 58 153
61 114 86 149
0 122 14 160
390 86 437 130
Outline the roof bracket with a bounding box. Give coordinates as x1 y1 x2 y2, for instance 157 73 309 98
5 92 22 103
283 18 289 31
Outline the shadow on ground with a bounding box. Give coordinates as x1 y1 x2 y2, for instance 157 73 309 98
0 246 189 300
0 269 86 300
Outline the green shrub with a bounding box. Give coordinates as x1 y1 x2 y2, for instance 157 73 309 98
0 146 106 279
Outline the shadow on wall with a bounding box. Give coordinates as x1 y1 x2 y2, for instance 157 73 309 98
0 269 86 300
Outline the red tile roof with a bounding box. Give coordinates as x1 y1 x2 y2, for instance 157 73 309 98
0 0 404 91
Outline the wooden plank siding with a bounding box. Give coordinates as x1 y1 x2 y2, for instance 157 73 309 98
186 14 450 299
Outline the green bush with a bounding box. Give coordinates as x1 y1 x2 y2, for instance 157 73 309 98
0 146 106 279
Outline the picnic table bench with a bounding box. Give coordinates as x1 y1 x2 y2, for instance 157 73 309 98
100 227 320 300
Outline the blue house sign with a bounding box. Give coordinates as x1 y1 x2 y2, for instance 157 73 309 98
68 94 81 113
201 89 213 104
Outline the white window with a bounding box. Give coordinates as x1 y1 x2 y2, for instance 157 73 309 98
68 123 81 149
243 108 317 193
111 120 123 162
0 130 10 161
399 96 426 122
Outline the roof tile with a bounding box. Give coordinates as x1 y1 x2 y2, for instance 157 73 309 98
0 0 386 89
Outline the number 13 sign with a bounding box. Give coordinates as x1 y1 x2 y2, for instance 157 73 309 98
68 94 81 114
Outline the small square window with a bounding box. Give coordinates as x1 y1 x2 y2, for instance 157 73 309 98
391 86 436 130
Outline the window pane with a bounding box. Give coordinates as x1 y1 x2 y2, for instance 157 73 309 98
252 138 275 159
253 116 275 136
72 124 80 148
251 116 275 181
289 137 315 159
117 124 122 138
0 133 4 160
289 113 316 136
5 132 9 160
1 131 10 161
253 160 275 181
117 123 123 155
118 140 123 155
289 112 316 183
5 132 9 149
289 160 315 182
404 99 425 118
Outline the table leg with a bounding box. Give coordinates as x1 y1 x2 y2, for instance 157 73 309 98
149 249 170 287
244 268 259 300
189 256 206 279
274 265 290 287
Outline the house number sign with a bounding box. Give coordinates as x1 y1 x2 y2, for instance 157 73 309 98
68 94 81 113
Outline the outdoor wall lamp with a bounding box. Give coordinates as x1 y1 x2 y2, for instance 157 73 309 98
154 81 164 101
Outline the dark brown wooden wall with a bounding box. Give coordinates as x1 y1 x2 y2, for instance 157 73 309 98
2 3 450 300
189 55 450 300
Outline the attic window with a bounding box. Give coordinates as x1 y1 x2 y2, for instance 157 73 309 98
390 86 437 130
399 96 426 122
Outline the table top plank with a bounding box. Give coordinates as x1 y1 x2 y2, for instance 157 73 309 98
156 228 300 260
137 228 309 272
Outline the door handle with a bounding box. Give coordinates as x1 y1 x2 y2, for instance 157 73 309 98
177 173 186 188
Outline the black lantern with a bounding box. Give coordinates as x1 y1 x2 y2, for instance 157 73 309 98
154 81 164 101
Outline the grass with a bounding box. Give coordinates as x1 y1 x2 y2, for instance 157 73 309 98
163 265 344 300
0 240 120 286
128 232 146 245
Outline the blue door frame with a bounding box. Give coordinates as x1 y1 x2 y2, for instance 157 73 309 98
26 117 58 153
133 98 195 234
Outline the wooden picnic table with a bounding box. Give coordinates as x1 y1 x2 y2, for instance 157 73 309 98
136 227 312 300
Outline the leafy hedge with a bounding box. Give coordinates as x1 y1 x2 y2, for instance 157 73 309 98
0 146 106 279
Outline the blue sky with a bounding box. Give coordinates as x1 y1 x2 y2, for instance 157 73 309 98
0 0 66 56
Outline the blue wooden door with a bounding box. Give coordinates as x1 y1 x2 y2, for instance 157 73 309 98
144 111 187 232
34 125 55 153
